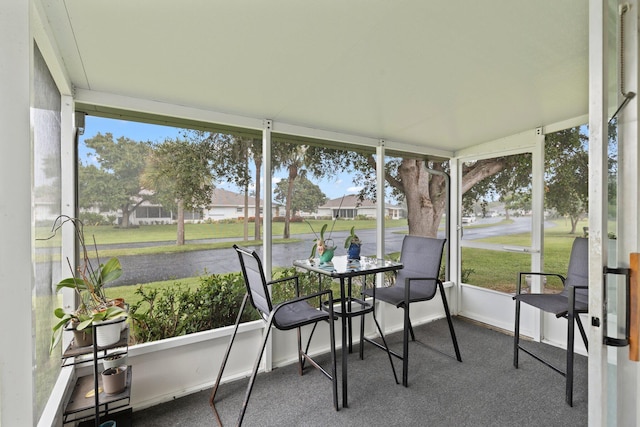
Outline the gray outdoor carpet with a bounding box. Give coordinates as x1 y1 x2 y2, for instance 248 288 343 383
132 317 587 426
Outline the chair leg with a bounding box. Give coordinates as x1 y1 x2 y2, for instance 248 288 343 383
300 322 319 374
237 316 275 426
297 327 303 375
402 303 410 387
328 305 339 411
513 297 521 369
370 305 399 384
359 302 366 360
566 311 575 407
576 315 588 351
438 282 462 362
210 293 249 426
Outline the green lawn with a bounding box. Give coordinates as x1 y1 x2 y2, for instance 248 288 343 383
461 218 591 292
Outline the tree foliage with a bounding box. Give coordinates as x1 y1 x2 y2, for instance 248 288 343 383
80 133 151 227
272 142 352 238
544 127 588 233
142 137 215 244
274 177 327 215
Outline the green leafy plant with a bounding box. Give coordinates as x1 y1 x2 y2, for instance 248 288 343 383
309 223 336 258
44 215 128 353
344 226 361 249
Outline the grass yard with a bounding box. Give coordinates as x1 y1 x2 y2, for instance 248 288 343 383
49 218 407 245
94 217 597 308
461 219 590 292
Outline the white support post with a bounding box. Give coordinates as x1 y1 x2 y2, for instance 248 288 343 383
60 97 77 350
376 140 386 264
588 0 609 424
262 119 273 279
616 1 639 425
531 129 545 341
262 119 273 372
0 1 33 425
449 159 461 311
374 141 386 331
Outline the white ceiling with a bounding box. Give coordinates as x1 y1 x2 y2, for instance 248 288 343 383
40 0 589 155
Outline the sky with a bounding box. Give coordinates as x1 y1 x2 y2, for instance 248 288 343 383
79 116 361 201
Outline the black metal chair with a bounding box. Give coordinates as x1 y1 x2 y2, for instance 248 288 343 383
210 245 338 426
513 237 589 406
362 236 462 386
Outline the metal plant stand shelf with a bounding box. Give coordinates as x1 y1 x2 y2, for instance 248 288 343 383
60 317 132 426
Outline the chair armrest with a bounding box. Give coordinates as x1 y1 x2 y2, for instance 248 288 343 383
515 272 566 296
566 284 588 315
404 277 442 306
272 289 334 315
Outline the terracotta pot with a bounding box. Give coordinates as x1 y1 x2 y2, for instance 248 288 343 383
101 366 126 395
110 298 126 309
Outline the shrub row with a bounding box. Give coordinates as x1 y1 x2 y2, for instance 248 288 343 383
129 268 329 344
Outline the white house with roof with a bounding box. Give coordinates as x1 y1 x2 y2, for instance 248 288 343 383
128 188 279 224
310 195 405 220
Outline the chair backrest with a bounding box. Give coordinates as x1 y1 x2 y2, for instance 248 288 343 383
396 236 446 298
234 245 272 317
562 237 589 303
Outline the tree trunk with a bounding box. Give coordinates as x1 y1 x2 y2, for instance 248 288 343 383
283 164 298 239
570 216 579 234
243 184 249 241
254 157 262 241
396 160 447 237
176 199 185 245
120 203 131 228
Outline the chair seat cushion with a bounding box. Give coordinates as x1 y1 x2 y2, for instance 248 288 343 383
362 284 435 308
273 300 330 330
515 293 588 317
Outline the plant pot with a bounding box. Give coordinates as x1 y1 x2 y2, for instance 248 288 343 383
71 322 93 347
319 247 335 264
101 366 126 395
94 319 123 347
110 297 126 309
347 243 361 260
103 353 127 370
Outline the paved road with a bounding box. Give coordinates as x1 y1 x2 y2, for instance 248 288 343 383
108 217 541 286
111 228 409 286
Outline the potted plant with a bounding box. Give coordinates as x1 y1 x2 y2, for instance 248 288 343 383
101 366 127 395
344 226 361 260
46 216 128 352
309 223 336 264
51 307 92 350
103 352 128 370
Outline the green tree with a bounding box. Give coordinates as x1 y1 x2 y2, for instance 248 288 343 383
187 132 262 241
274 177 327 216
354 155 529 237
80 133 152 228
142 138 215 245
272 143 351 239
544 127 588 233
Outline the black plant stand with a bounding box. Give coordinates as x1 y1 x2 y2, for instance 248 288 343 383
61 317 131 426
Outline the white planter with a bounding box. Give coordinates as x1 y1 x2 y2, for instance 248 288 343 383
95 318 123 347
103 353 127 370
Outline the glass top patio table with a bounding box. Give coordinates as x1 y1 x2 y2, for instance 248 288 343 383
293 255 402 277
293 255 403 408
